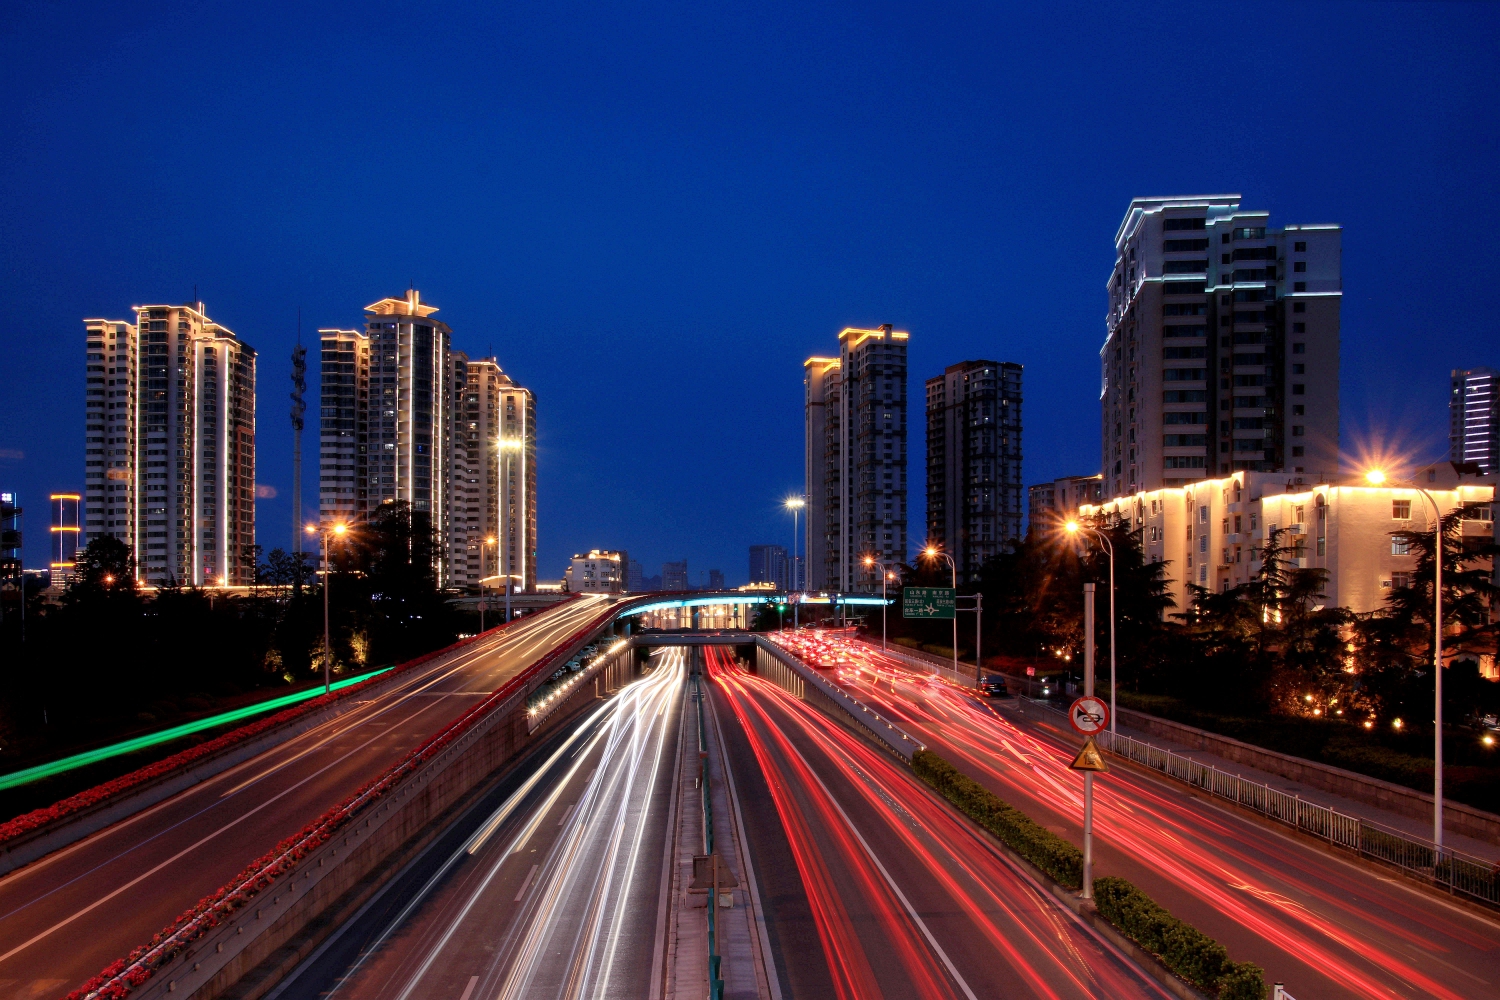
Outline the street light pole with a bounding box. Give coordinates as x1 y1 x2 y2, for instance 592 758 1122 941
1082 581 1096 900
923 547 959 682
306 520 348 695
1366 469 1444 850
863 557 892 650
786 497 805 630
1066 520 1116 735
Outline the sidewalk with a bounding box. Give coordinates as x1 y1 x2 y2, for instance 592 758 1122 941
1001 698 1500 865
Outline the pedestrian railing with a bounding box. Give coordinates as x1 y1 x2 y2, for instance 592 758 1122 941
1019 698 1500 908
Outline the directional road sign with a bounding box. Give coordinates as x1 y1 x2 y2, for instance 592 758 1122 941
902 587 955 619
1068 697 1109 736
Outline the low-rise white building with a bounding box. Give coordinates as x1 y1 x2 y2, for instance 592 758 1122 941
565 550 625 593
1079 465 1495 621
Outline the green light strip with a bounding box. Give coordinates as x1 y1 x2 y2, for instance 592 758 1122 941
0 667 392 792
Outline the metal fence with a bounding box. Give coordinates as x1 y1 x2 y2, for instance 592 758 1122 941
1021 698 1500 908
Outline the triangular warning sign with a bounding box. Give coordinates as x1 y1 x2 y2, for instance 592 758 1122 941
1070 737 1109 772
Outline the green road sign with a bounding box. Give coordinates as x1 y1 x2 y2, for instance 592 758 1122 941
902 586 955 619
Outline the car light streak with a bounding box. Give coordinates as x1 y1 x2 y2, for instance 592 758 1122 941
707 647 1165 1000
813 636 1492 1000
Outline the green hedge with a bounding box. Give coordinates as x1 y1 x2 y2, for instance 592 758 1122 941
911 748 1083 888
1094 877 1265 999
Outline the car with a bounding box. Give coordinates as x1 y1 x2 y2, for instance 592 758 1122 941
979 674 1009 698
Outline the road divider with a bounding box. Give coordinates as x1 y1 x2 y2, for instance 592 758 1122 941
65 602 611 1000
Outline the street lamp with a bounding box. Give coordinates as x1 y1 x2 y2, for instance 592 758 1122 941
862 556 895 650
922 546 959 681
305 520 348 694
785 496 805 629
1066 519 1117 736
1366 468 1446 850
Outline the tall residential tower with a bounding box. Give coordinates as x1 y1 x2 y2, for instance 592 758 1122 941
83 304 256 585
1451 367 1499 474
805 325 908 593
1101 196 1341 497
925 360 1022 582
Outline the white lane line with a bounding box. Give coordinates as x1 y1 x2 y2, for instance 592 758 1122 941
557 804 575 827
514 865 540 902
457 976 479 1000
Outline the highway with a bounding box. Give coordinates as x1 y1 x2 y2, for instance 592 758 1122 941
804 635 1500 1000
0 594 618 1000
271 647 684 1000
704 647 1171 1000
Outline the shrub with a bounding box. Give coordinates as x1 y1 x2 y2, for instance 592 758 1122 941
1093 877 1265 998
912 748 1082 888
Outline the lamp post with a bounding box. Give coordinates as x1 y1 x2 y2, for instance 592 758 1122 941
923 546 959 681
1066 519 1117 736
862 556 894 650
305 520 348 694
480 536 497 633
785 496 805 629
1366 469 1445 850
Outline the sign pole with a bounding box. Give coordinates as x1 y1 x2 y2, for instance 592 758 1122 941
974 593 982 688
1083 582 1095 901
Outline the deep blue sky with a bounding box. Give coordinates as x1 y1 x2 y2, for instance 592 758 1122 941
3 2 1497 583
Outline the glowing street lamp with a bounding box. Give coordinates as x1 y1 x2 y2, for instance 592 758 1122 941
863 555 894 650
306 520 349 694
922 545 959 681
1366 468 1446 850
785 496 805 628
1066 519 1117 736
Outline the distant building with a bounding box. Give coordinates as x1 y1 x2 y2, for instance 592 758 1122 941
84 304 256 585
0 492 20 597
50 493 80 579
662 559 689 591
1452 368 1499 475
565 549 624 592
1027 474 1105 538
805 324 909 593
627 559 646 591
748 544 788 589
1102 196 1340 499
925 360 1022 582
1079 466 1495 653
707 568 725 591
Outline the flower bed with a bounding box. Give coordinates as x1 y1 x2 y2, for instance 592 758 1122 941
67 603 610 1000
0 599 575 851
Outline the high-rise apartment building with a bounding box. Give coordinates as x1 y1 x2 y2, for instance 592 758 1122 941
1027 473 1105 537
662 560 689 591
925 360 1022 581
496 371 537 593
50 493 80 577
748 544 789 589
1101 196 1341 498
805 325 908 593
1451 367 1499 475
83 304 256 585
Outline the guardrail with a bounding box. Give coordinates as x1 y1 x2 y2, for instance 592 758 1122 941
67 604 617 1000
1020 697 1500 909
694 674 726 1000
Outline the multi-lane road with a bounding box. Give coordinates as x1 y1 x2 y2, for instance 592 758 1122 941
270 646 685 1000
808 635 1500 1000
705 646 1172 1000
0 594 617 1000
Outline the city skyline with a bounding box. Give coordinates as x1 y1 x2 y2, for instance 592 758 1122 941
2 4 1497 583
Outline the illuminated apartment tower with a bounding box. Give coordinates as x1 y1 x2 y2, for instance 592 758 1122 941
805 325 908 593
50 493 81 579
1451 367 1499 474
447 355 518 590
317 328 369 525
1101 196 1341 497
925 360 1023 582
497 371 537 592
82 304 256 585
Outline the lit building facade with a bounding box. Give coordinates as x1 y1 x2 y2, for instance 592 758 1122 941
1102 196 1341 498
925 360 1022 581
1079 466 1495 626
50 493 80 578
83 304 256 585
1451 367 1499 475
566 549 624 592
749 544 789 589
805 325 909 593
497 372 537 593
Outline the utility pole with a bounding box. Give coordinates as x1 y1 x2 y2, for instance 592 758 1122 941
1082 582 1095 901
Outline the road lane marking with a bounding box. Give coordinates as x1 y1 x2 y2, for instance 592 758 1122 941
458 976 479 1000
515 865 540 902
557 804 575 827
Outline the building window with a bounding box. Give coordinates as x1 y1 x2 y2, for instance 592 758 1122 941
1294 241 1307 252
1292 425 1305 436
1391 536 1411 556
1293 261 1307 272
1294 282 1306 292
1391 572 1411 589
1292 384 1305 395
1292 446 1305 456
1293 302 1306 313
1292 363 1305 374
1392 499 1411 519
1292 404 1305 415
1293 323 1306 334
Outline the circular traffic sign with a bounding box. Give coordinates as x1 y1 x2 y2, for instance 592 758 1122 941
1068 697 1109 735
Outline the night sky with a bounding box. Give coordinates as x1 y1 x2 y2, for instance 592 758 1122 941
2 2 1496 584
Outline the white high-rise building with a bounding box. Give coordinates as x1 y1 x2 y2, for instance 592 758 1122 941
805 324 908 593
1102 196 1341 498
1451 367 1499 475
83 303 256 585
